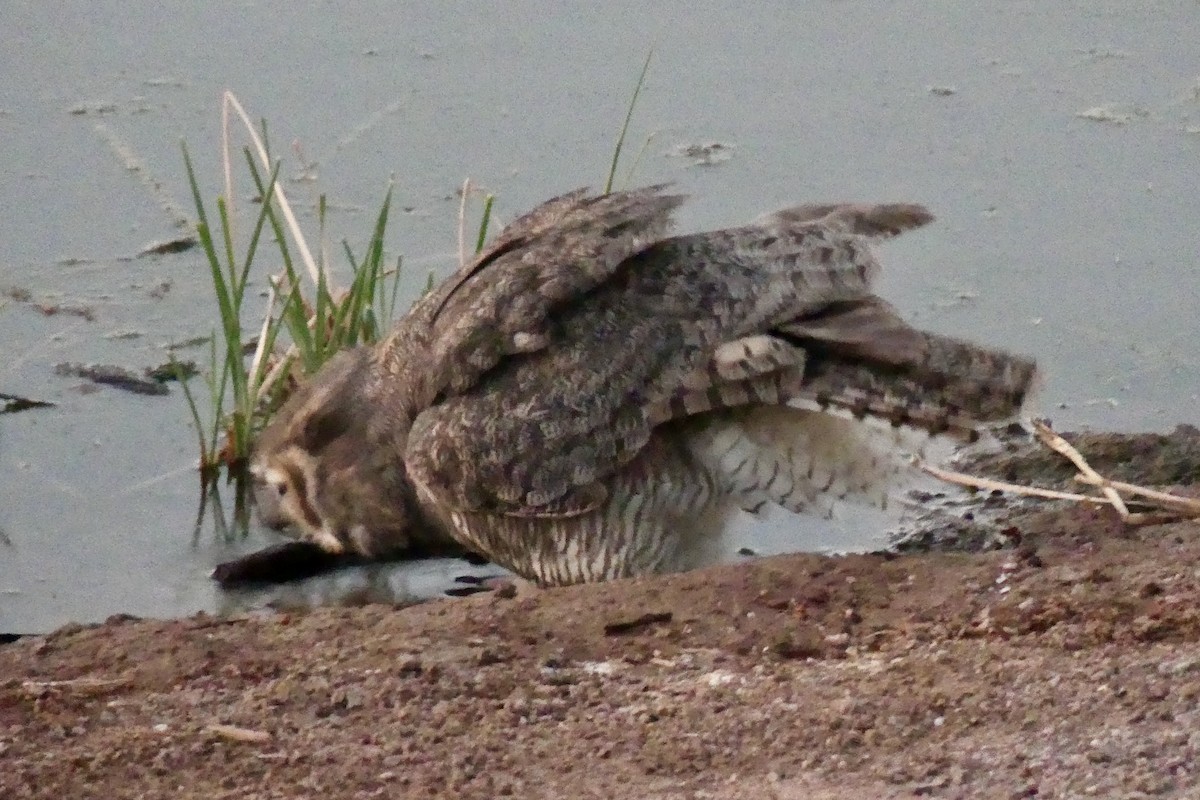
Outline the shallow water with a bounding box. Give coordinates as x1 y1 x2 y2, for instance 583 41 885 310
2 1 1197 633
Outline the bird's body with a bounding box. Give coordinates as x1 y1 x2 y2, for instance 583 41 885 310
251 186 1038 586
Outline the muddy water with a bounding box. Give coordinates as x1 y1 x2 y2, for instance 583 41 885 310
1 2 1197 633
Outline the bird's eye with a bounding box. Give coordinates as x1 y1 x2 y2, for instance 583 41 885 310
274 481 289 497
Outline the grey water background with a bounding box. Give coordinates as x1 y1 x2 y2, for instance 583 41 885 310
1 1 1197 633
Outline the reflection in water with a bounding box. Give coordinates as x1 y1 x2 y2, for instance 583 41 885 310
214 555 508 618
192 479 254 547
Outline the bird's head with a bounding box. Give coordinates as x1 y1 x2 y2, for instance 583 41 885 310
249 346 418 557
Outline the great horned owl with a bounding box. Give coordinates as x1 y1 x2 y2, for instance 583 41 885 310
251 185 1038 586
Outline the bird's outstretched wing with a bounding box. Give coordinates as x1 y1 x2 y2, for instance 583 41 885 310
382 185 685 407
405 196 982 519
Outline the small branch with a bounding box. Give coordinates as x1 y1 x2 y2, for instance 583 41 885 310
914 460 1111 505
1031 420 1129 517
1073 474 1200 516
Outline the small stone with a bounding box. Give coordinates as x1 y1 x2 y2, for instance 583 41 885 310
477 648 505 666
1137 580 1164 598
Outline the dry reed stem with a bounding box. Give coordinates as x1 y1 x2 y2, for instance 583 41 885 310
221 91 321 287
220 91 330 406
457 177 472 268
247 281 281 404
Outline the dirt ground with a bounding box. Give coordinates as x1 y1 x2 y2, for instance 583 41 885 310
3 427 1200 799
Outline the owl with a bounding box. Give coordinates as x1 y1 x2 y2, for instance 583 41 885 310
250 185 1038 586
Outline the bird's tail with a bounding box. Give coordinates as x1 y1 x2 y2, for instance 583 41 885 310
655 297 1038 443
778 297 1039 441
758 202 935 239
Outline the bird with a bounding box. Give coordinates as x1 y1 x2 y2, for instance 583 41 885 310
249 185 1038 586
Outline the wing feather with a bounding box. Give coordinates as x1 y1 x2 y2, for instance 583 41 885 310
405 198 950 519
383 185 685 404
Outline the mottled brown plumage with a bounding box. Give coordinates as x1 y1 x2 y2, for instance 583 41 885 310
250 186 1038 585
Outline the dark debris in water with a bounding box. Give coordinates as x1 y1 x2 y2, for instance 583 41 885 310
55 362 170 396
4 287 97 321
52 360 195 395
163 335 212 351
67 102 118 115
145 360 197 383
1 392 55 414
667 141 735 167
36 302 96 322
138 237 197 257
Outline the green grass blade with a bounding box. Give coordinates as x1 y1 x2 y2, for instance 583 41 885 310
208 334 228 461
338 242 365 346
243 155 319 372
172 354 210 468
474 194 495 253
181 143 211 234
212 198 246 411
236 150 283 307
244 156 298 284
604 48 654 194
259 118 271 162
623 132 657 187
383 256 403 326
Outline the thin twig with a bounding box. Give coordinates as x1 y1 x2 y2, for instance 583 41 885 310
1031 420 1130 517
206 723 272 744
914 459 1111 505
1073 474 1200 516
